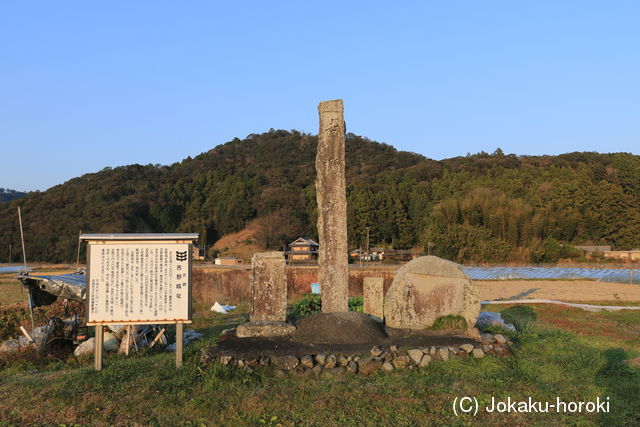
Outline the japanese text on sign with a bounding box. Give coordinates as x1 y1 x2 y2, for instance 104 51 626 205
87 243 190 324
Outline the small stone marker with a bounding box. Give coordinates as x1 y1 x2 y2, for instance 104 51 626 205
383 256 480 329
237 251 295 338
363 277 384 319
316 99 349 313
250 252 287 322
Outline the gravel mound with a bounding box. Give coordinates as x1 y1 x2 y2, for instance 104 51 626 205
292 312 388 345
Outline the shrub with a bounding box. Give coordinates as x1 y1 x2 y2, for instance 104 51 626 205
501 305 537 334
289 294 364 318
289 294 322 318
348 297 363 313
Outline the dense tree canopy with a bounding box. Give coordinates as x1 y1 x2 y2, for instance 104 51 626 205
0 188 27 202
1 130 639 263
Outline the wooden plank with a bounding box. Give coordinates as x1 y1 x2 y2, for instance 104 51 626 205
175 323 183 368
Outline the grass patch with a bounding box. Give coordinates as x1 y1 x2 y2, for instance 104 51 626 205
428 314 467 330
0 274 26 306
1 302 639 424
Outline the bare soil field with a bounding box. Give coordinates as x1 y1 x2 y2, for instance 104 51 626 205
478 279 640 302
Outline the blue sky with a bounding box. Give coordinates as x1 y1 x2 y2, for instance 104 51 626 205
1 1 639 191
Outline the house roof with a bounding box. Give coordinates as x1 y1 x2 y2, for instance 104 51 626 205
289 237 319 247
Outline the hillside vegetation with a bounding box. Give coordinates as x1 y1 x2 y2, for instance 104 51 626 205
1 129 639 263
0 188 27 203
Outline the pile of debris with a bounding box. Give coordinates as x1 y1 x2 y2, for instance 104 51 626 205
0 316 78 354
73 325 170 357
0 321 203 357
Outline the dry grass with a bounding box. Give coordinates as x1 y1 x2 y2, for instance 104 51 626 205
0 275 26 305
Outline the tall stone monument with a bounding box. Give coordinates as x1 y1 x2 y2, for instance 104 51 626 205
316 99 349 312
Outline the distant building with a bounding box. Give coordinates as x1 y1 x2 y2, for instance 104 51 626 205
192 246 205 261
370 247 385 261
384 249 420 262
287 237 319 262
349 247 385 262
349 248 367 261
214 257 244 266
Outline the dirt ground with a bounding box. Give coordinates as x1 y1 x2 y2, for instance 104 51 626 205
478 279 640 302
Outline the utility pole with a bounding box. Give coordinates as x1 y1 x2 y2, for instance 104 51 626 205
366 226 370 262
76 229 82 267
8 243 11 263
18 207 27 272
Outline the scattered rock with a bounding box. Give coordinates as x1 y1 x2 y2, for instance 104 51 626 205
274 369 287 378
381 361 394 371
419 355 431 367
103 332 119 352
392 356 410 369
459 343 474 353
494 334 507 345
389 345 398 353
315 353 327 366
407 349 424 365
481 344 494 353
220 328 236 337
337 355 348 367
220 355 233 365
346 361 358 374
324 355 337 369
0 339 21 354
301 354 315 369
472 348 485 359
480 333 496 344
435 347 449 361
73 338 95 357
259 356 270 366
271 355 299 371
429 346 437 355
370 346 383 357
358 357 383 375
448 346 459 355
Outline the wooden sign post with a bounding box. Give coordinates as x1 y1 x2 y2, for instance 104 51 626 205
80 233 198 370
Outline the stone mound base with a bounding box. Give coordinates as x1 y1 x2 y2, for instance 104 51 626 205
292 312 387 345
200 333 513 377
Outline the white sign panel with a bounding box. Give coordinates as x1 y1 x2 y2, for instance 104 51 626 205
87 243 191 324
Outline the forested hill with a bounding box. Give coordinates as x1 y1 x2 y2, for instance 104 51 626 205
0 188 27 202
1 129 639 263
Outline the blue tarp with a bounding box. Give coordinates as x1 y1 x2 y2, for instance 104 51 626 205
464 266 640 285
0 265 30 274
